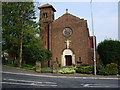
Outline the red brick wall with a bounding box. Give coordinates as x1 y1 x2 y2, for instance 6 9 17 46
39 6 96 67
39 7 55 66
50 13 93 66
40 8 55 50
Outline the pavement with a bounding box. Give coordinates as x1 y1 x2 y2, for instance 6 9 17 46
2 65 120 80
1 65 120 88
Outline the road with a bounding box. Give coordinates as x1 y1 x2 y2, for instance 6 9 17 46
1 65 120 89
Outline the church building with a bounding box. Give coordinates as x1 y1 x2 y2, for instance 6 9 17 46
38 4 96 67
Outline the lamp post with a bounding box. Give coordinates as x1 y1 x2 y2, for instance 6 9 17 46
90 0 96 75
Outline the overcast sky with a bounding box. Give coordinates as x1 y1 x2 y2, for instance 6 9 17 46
34 1 118 45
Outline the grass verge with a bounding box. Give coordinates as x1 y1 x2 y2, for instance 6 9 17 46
3 63 52 72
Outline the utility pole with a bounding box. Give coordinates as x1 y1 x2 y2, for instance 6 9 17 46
90 0 96 75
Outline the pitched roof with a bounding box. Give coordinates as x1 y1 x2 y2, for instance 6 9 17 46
39 4 52 8
54 13 85 22
38 4 56 12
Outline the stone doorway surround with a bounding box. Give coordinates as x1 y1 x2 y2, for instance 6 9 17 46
61 49 75 66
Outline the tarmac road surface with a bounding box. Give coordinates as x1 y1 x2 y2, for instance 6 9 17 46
1 65 120 89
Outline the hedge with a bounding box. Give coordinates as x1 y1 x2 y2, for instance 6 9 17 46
76 66 93 74
97 63 118 75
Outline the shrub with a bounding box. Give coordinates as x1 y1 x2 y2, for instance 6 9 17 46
76 66 93 74
58 67 76 74
97 63 108 75
106 63 118 75
97 63 118 75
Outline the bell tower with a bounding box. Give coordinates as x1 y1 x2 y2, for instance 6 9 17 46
38 4 56 49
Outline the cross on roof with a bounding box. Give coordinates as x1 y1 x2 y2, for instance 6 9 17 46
66 9 68 14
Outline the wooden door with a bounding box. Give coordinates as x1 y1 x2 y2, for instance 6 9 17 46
65 55 72 66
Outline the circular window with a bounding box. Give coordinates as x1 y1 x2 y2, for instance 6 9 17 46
63 28 72 37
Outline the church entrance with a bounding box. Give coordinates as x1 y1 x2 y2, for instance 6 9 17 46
65 55 72 66
61 49 75 66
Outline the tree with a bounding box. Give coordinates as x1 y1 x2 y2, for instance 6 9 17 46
97 40 120 65
2 2 37 67
23 36 52 65
2 2 52 66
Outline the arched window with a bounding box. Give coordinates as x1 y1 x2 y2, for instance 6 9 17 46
43 13 48 18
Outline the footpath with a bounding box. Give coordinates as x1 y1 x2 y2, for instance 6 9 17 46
2 65 119 80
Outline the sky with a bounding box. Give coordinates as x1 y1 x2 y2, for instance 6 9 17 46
34 1 118 45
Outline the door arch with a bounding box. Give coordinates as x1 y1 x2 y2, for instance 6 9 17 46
61 49 75 66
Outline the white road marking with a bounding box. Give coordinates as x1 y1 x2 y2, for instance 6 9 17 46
3 78 56 84
1 71 119 80
1 82 57 87
83 84 89 87
2 78 57 87
82 84 119 88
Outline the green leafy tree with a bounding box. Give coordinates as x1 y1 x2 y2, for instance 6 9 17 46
23 37 52 65
2 2 51 67
97 40 120 65
2 2 37 67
